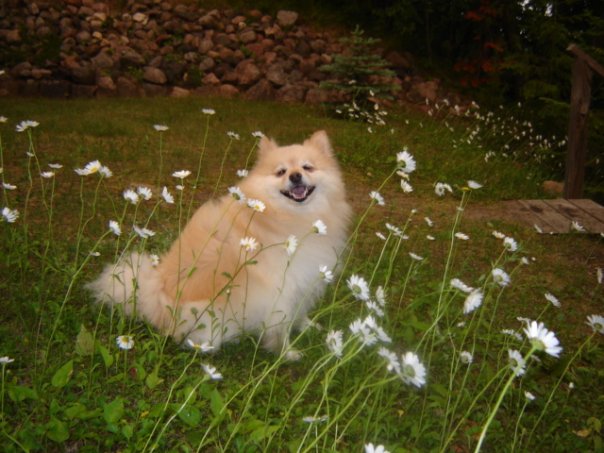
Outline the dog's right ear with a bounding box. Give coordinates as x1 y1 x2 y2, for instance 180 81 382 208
257 135 278 158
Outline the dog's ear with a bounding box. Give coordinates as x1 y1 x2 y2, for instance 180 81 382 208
305 130 333 156
257 135 278 158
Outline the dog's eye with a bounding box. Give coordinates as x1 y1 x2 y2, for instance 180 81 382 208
276 168 286 177
302 164 314 172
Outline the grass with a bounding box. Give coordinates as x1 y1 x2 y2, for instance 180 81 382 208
0 96 603 452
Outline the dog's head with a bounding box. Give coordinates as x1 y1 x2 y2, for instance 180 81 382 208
249 131 344 211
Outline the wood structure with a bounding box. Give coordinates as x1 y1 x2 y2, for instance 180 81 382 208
501 199 604 234
564 44 604 198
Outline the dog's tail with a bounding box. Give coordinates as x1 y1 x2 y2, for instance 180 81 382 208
87 252 173 330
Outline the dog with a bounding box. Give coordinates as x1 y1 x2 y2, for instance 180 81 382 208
88 130 351 360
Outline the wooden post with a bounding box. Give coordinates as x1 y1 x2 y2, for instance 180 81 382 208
564 44 604 199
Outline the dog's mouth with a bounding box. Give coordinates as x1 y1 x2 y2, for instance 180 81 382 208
280 184 316 203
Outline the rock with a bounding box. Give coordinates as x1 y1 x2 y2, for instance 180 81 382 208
198 56 215 72
239 28 256 44
170 86 190 97
91 50 114 70
305 87 331 104
143 66 167 85
411 80 439 103
266 63 287 86
120 47 145 67
246 79 274 100
235 59 260 86
143 83 168 96
542 180 564 196
1 28 22 43
276 10 298 27
202 72 220 85
132 12 148 24
219 84 239 97
97 75 116 94
39 80 71 98
116 76 140 96
275 83 306 102
71 83 97 98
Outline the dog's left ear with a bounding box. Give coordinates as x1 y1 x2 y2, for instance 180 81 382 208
305 130 333 156
257 135 279 159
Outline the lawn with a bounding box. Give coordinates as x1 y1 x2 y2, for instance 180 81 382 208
0 96 603 452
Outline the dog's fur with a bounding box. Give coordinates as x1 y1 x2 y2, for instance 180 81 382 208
88 131 351 359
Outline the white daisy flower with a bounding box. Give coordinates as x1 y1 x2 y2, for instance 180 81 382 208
347 274 370 301
409 252 424 261
434 182 453 197
0 116 7 123
89 251 101 257
202 363 222 380
369 191 385 206
376 232 386 240
236 169 248 178
319 265 333 283
544 292 560 308
312 219 327 235
508 349 526 377
492 268 511 287
153 124 169 131
503 236 518 252
385 222 403 237
396 149 416 174
150 254 160 266
366 300 384 317
3 182 16 190
325 330 343 358
1 207 19 223
492 230 506 239
365 443 390 453
400 180 413 193
463 289 483 314
597 268 603 284
251 131 264 138
524 391 536 401
240 236 258 252
533 224 543 234
586 314 604 334
501 329 523 341
349 318 377 347
424 217 434 227
571 221 586 232
48 163 63 169
75 160 102 176
426 234 436 241
467 180 483 189
99 166 112 178
284 234 298 256
455 232 469 241
228 186 246 203
172 170 191 179
375 286 386 306
399 352 427 387
227 131 240 140
161 186 174 204
450 278 473 294
303 415 328 423
137 186 152 201
15 120 39 132
133 225 155 239
123 189 139 204
0 356 15 364
247 198 265 213
201 108 215 115
186 339 214 353
108 220 121 236
378 347 401 373
116 335 134 350
40 171 55 178
523 320 562 358
460 351 473 364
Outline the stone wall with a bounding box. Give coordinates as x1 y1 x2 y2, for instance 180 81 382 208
0 0 452 105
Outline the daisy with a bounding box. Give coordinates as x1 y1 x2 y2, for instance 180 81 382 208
523 320 562 357
99 166 112 178
365 443 390 453
467 180 483 189
123 189 139 204
409 252 424 261
251 131 264 138
108 220 121 236
492 268 510 287
202 363 222 380
150 254 160 266
424 217 434 227
186 339 214 353
399 352 427 387
375 232 386 240
426 235 436 241
492 230 506 239
400 180 413 193
3 182 16 190
40 171 55 178
137 186 152 201
503 237 518 252
463 289 483 314
455 232 469 241
378 347 401 373
325 330 343 358
89 251 101 257
460 351 473 364
172 170 191 179
201 108 215 115
75 160 102 176
349 318 377 347
0 116 6 123
450 278 473 294
312 219 327 235
247 198 265 213
48 163 63 169
161 186 174 204
133 225 155 239
153 124 169 131
571 221 586 232
366 300 384 317
544 292 560 308
240 236 258 253
228 186 246 203
508 349 526 377
116 335 134 350
586 314 604 334
1 207 19 223
303 415 329 423
319 265 334 283
396 149 416 174
227 131 240 140
375 286 386 306
434 182 453 197
524 391 536 401
0 356 14 364
236 169 248 178
501 329 523 341
369 191 385 206
385 222 403 237
15 120 39 132
284 234 298 256
347 274 370 301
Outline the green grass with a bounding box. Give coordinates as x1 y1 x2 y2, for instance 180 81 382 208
0 96 603 452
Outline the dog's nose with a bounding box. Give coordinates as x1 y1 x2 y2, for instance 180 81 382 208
289 172 302 184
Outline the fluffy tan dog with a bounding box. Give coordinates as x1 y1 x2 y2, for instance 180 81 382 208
88 131 351 360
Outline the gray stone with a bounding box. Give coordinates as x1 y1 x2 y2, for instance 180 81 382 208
266 63 287 86
143 66 167 85
246 79 274 100
276 10 298 27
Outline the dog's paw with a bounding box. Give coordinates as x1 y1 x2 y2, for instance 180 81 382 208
284 348 303 362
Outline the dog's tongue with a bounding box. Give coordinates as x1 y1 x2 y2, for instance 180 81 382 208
291 186 307 200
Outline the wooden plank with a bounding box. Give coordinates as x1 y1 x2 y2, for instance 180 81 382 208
519 200 574 233
568 199 604 224
543 199 604 233
567 44 604 78
515 200 558 233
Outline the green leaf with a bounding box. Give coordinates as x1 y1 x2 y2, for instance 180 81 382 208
46 417 69 443
145 367 163 389
178 405 201 427
210 389 225 419
51 360 73 388
121 423 134 439
96 342 114 367
103 397 124 425
75 324 95 356
7 384 38 402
